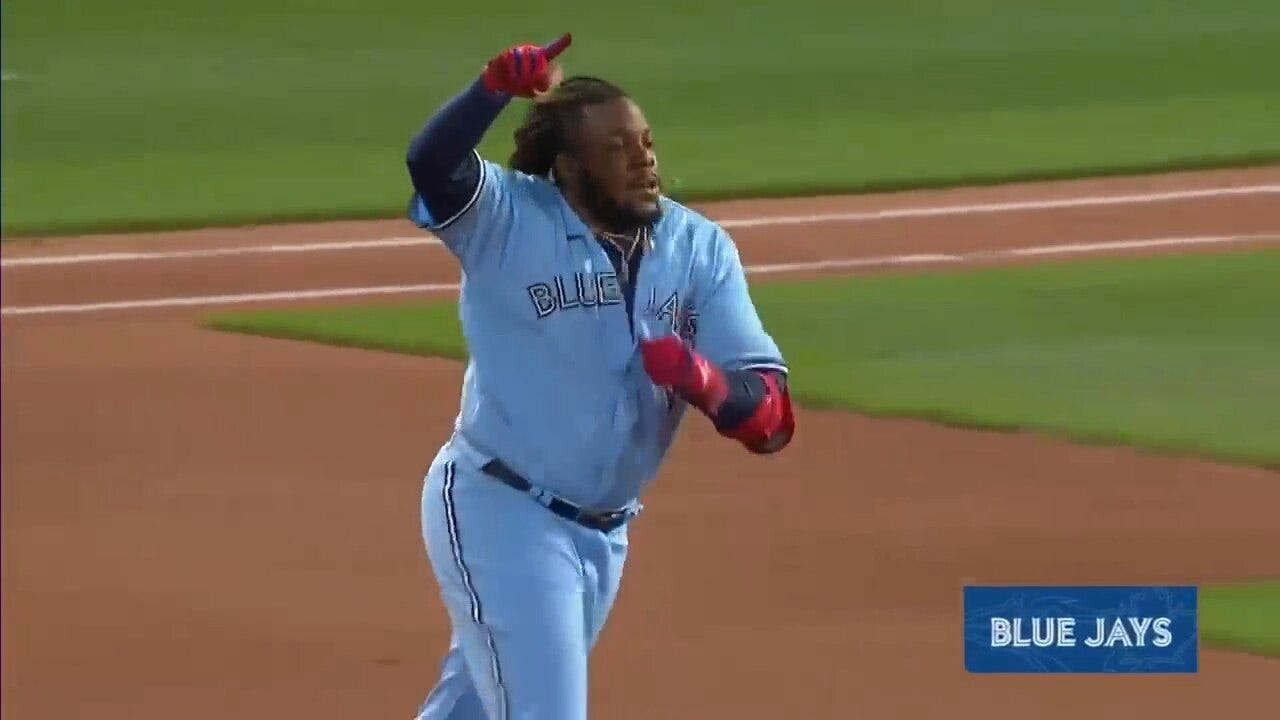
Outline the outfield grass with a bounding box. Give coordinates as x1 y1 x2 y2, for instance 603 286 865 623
1201 581 1280 659
5 0 1280 235
204 248 1280 469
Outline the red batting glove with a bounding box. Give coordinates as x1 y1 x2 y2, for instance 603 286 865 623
482 33 572 98
639 335 728 415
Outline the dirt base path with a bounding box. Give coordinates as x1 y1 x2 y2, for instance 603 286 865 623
4 166 1280 719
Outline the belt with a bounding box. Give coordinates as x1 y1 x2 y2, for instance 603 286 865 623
480 459 636 533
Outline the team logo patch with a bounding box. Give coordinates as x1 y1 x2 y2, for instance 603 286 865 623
647 289 699 343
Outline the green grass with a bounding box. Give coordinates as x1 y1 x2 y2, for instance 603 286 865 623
5 0 1280 235
1201 581 1280 658
205 303 473 362
204 248 1280 469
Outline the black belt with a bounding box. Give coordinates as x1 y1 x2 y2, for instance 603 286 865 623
480 459 634 533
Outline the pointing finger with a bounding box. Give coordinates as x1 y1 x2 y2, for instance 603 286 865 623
543 32 573 60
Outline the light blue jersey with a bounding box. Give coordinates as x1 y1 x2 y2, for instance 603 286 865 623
412 150 786 720
410 151 786 510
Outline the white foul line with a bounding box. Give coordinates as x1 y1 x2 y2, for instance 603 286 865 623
746 233 1278 274
1 283 464 316
4 183 1279 268
718 184 1280 229
0 237 431 267
3 233 1275 317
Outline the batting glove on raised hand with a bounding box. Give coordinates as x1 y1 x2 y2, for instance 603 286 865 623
481 33 572 98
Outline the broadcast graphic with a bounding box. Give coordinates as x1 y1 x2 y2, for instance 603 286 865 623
964 586 1200 673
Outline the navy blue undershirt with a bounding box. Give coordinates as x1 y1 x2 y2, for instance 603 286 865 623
597 238 645 335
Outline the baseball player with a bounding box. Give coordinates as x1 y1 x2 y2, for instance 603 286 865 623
403 32 795 719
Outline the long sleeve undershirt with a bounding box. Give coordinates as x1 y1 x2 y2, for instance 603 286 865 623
405 77 509 223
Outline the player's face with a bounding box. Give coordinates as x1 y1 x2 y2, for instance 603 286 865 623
572 97 662 230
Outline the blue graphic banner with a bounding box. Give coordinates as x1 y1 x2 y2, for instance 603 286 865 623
963 585 1198 673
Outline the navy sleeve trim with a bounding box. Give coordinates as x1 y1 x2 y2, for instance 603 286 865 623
712 368 774 431
428 150 486 231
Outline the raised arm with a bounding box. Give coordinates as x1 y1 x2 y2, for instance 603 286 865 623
403 34 572 264
404 78 510 223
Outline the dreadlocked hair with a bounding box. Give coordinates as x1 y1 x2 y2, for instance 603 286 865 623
509 76 628 178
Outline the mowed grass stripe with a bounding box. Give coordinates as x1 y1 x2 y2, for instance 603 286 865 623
5 0 1280 234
